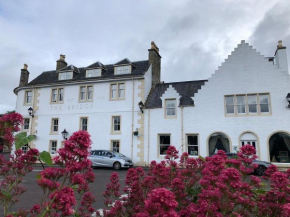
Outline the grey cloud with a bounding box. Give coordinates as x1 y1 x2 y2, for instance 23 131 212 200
0 0 287 114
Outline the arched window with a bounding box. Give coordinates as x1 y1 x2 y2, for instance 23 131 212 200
269 132 290 163
208 132 230 156
240 133 257 150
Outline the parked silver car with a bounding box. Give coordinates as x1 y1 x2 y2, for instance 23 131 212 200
88 150 134 170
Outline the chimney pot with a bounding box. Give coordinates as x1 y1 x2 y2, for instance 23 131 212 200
56 54 68 70
23 64 28 70
277 40 286 49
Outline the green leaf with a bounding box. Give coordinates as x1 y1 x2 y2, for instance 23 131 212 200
1 190 12 199
36 173 41 180
199 155 206 162
15 132 36 150
71 185 79 190
40 151 53 166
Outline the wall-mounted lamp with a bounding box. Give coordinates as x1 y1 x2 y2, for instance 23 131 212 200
133 128 139 136
138 101 145 114
61 129 68 140
28 107 34 118
286 93 290 109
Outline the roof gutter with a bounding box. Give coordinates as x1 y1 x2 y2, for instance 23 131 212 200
14 75 144 95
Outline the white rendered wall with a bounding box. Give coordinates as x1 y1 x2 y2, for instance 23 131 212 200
15 77 145 164
145 41 290 165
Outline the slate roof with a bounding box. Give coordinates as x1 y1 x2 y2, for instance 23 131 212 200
27 60 149 86
87 61 107 70
145 80 207 108
59 65 80 73
115 58 133 66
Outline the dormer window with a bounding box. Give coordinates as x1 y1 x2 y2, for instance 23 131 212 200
59 71 73 80
86 68 101 78
115 65 131 75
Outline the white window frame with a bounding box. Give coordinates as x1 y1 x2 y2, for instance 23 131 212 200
79 85 93 102
49 140 58 155
86 68 101 78
24 90 33 105
22 144 29 154
51 118 59 133
186 134 199 156
110 83 125 100
80 117 88 131
23 118 30 130
111 140 120 152
51 87 64 103
114 65 131 75
165 99 176 118
225 93 271 116
112 116 121 133
159 134 171 156
58 71 73 80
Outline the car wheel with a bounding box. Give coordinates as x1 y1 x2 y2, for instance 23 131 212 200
255 165 266 176
113 162 121 170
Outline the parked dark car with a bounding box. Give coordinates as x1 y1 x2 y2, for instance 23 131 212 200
211 153 272 176
88 150 134 170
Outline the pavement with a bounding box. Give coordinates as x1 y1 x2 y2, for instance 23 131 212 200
0 166 128 214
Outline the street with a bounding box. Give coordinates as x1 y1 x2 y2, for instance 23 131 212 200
0 167 129 214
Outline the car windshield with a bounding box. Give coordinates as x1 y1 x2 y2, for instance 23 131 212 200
112 151 126 157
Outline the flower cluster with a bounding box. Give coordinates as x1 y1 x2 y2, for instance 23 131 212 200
100 145 290 217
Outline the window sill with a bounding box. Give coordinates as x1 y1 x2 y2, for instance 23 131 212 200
50 102 64 104
110 131 122 135
109 98 125 101
164 116 177 119
49 132 59 135
78 100 93 103
225 113 272 117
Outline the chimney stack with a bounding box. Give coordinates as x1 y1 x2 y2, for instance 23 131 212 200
274 40 288 74
148 41 161 88
19 64 30 86
56 54 67 70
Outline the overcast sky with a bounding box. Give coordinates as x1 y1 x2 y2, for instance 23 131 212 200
0 0 290 114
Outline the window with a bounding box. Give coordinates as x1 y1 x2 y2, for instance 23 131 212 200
159 134 170 155
225 93 270 116
115 65 131 75
111 140 120 152
22 144 28 154
187 135 198 156
59 71 73 80
240 133 258 152
86 69 101 78
112 116 121 132
79 86 93 101
80 117 88 131
50 140 57 154
259 94 270 113
225 96 235 114
165 99 176 117
247 95 257 113
51 118 59 133
24 91 32 105
51 88 64 103
23 118 30 130
110 83 125 100
236 95 246 114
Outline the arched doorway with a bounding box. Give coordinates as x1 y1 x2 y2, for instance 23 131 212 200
208 132 230 155
269 132 290 163
239 132 259 156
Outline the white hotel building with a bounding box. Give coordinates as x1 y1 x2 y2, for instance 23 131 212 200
14 41 290 168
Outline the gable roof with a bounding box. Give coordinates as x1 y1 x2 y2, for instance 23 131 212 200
145 80 207 108
27 60 149 86
114 58 134 66
87 61 107 70
59 65 80 73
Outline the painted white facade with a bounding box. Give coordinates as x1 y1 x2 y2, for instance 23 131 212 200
14 41 290 167
144 41 290 167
